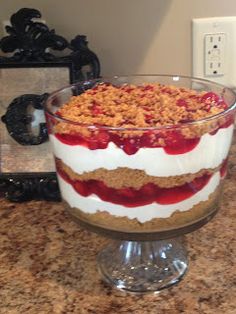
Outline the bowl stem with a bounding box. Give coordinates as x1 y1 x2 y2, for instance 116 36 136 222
97 237 188 294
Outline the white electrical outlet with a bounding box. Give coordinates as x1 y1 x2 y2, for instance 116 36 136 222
204 33 226 76
192 17 236 87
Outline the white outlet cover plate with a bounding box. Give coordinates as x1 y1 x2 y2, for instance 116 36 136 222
204 33 226 76
192 16 236 87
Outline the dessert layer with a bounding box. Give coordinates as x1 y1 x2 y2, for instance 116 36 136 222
65 188 220 232
50 125 233 177
54 130 201 155
46 82 235 159
56 83 228 128
57 158 218 189
57 171 221 222
57 162 213 207
51 115 234 155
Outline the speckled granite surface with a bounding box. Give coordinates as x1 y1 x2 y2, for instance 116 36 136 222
0 138 236 314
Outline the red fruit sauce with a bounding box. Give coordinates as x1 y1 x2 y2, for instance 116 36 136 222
220 158 228 178
54 119 232 155
47 89 233 155
57 158 227 207
57 164 213 207
54 131 202 155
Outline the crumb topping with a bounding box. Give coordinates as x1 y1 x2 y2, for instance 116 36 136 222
57 158 218 190
57 83 227 128
50 82 233 150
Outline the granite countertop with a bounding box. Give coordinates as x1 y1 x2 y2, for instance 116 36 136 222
0 139 236 314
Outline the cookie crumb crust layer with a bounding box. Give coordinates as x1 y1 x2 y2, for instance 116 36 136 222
51 83 232 143
56 158 218 190
63 187 221 233
57 83 227 128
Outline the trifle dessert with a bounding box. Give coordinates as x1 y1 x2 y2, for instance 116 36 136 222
45 76 235 235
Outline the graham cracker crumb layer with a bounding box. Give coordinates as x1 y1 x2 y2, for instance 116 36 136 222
52 82 232 141
57 158 218 189
63 187 221 232
57 83 226 128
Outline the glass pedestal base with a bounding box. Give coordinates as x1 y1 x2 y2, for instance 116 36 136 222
97 238 188 294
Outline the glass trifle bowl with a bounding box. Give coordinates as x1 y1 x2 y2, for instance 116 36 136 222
44 75 236 293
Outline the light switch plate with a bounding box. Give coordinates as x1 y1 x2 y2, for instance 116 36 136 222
192 17 236 88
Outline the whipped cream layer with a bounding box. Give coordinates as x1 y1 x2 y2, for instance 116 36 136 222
50 125 233 177
58 171 220 223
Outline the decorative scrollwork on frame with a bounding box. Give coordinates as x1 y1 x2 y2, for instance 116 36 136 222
0 8 101 202
1 93 49 145
0 8 100 80
0 174 61 202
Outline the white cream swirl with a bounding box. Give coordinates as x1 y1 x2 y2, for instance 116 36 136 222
57 171 221 222
49 125 233 177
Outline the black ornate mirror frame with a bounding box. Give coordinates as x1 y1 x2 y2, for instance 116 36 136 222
0 7 100 80
0 8 100 202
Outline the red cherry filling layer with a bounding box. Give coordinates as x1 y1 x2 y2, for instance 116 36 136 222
54 118 233 156
220 158 228 178
47 88 234 155
54 131 201 155
57 163 224 207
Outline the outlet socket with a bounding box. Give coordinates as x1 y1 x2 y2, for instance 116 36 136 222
204 33 226 76
192 17 236 87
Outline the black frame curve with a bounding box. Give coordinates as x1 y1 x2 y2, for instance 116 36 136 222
0 62 74 202
0 7 100 202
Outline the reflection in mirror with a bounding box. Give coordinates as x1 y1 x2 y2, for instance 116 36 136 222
0 63 72 174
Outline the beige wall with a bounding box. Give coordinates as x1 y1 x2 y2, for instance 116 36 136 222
1 0 236 76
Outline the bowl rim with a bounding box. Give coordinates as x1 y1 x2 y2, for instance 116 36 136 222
44 74 236 131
